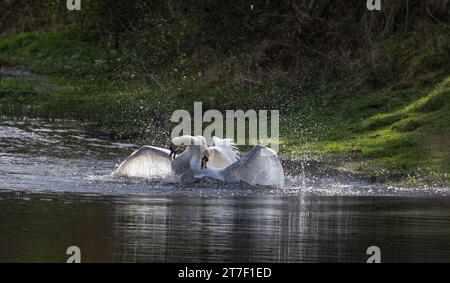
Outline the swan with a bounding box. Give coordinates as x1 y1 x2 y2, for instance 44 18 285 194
115 135 284 189
115 136 239 178
187 137 285 189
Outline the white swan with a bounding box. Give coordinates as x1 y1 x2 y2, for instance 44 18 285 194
188 140 285 189
115 135 284 189
115 136 239 178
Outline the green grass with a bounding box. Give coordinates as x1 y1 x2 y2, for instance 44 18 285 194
278 25 450 184
281 73 450 184
0 26 449 185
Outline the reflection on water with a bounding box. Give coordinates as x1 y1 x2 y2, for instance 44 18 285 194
1 192 449 263
0 119 449 262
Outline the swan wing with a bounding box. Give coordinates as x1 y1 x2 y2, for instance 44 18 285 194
115 146 171 178
212 136 239 162
221 145 284 188
207 146 235 168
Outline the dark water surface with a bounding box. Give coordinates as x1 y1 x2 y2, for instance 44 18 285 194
0 120 449 262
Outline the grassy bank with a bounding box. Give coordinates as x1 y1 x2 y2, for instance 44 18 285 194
0 26 449 185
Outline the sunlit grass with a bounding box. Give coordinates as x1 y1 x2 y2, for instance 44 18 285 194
0 26 449 184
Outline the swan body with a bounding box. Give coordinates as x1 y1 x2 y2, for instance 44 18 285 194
190 144 284 189
115 135 284 188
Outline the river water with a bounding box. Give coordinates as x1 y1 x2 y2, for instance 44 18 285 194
0 119 449 262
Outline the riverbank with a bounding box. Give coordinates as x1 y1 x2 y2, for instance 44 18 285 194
0 28 449 186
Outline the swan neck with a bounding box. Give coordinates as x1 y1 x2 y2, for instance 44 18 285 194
189 146 202 173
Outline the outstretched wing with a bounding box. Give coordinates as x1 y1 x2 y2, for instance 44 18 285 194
221 145 284 188
115 146 171 178
212 136 239 162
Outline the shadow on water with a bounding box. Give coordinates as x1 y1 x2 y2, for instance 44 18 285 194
0 119 449 262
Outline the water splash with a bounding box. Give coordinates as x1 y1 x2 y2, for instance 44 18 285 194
0 119 448 197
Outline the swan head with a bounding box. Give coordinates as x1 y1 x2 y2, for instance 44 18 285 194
170 136 210 174
169 144 180 159
171 135 227 174
201 153 209 169
170 135 207 160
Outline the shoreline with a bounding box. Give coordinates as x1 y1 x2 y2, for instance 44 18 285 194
0 107 448 188
1 28 449 187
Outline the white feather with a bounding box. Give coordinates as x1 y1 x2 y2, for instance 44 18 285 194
115 146 171 178
212 136 239 161
115 135 284 189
